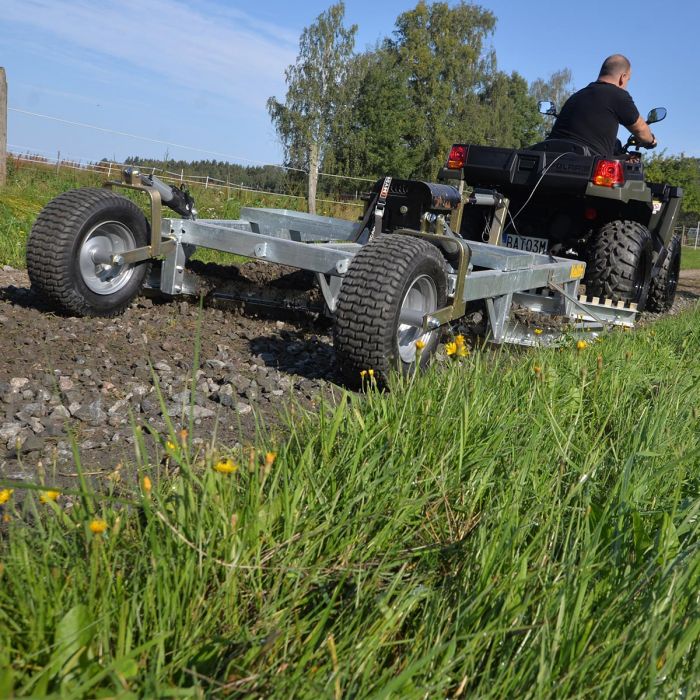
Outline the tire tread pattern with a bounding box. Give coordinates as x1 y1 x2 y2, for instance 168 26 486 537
584 219 652 309
333 234 445 386
27 188 149 317
647 233 681 312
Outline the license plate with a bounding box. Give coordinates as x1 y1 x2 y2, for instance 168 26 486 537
502 233 549 254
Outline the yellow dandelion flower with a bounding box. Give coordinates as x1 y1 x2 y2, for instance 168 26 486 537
445 341 457 356
264 452 277 468
360 370 367 379
576 340 588 351
39 490 60 504
368 369 375 378
142 476 152 493
213 458 238 474
534 328 543 336
0 489 13 505
89 518 108 535
166 440 177 452
533 365 542 376
415 339 426 350
457 345 469 357
455 334 465 346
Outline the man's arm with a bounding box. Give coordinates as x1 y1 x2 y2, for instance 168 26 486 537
627 115 657 147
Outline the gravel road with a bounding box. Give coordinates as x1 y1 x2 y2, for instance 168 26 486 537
1 261 698 488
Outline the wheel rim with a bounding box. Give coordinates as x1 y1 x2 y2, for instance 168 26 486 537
79 221 137 295
397 274 439 363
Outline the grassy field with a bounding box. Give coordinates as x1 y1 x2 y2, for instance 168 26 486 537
681 246 700 270
0 159 361 269
1 308 700 697
1 162 700 696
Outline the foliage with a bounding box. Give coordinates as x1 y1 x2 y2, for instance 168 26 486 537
479 70 542 148
120 157 294 194
2 308 700 696
320 2 569 181
323 48 420 180
267 2 357 213
644 153 700 225
529 67 575 140
384 0 497 178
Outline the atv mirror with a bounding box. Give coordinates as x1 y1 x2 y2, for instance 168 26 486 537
538 100 558 117
646 107 667 124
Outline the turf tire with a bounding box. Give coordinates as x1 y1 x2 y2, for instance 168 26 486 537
333 234 447 388
26 188 150 317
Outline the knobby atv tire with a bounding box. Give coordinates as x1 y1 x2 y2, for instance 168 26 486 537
27 188 150 317
334 234 446 388
584 220 653 310
647 233 682 312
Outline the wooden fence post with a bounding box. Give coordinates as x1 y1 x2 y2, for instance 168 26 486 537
0 68 7 186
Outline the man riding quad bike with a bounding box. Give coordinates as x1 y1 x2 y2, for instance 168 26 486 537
446 109 681 312
445 54 682 312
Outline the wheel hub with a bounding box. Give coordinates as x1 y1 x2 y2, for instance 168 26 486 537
79 221 137 294
397 274 439 363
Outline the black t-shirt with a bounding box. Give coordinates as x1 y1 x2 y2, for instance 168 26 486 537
548 81 640 156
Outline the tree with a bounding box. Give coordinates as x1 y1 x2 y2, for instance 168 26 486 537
479 71 541 148
267 3 357 214
387 1 497 178
644 154 700 225
324 47 419 180
529 68 575 140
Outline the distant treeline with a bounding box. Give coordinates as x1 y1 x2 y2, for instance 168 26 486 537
114 157 297 194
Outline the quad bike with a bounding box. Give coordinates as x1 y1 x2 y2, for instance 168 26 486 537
438 105 682 312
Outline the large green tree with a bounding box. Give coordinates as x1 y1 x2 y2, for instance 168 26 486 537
388 0 497 178
324 47 419 181
267 3 356 214
479 71 542 148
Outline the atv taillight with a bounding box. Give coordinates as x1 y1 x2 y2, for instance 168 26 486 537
592 159 624 188
447 145 468 169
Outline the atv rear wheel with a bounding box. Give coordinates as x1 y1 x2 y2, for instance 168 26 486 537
584 220 653 310
334 234 447 388
647 233 681 312
27 188 150 317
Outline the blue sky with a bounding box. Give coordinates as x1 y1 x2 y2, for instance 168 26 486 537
2 0 698 170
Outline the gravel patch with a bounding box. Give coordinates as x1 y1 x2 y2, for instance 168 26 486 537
0 261 698 490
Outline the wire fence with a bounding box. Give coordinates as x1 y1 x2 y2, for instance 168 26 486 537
8 148 367 209
678 224 700 249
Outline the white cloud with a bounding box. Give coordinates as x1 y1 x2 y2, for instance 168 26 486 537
1 0 298 110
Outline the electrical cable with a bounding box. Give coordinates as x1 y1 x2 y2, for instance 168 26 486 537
8 107 376 183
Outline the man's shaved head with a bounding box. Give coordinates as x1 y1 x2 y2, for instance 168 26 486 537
599 54 631 79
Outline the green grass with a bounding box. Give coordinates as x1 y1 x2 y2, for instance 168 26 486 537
2 306 700 697
0 160 360 269
681 246 700 270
